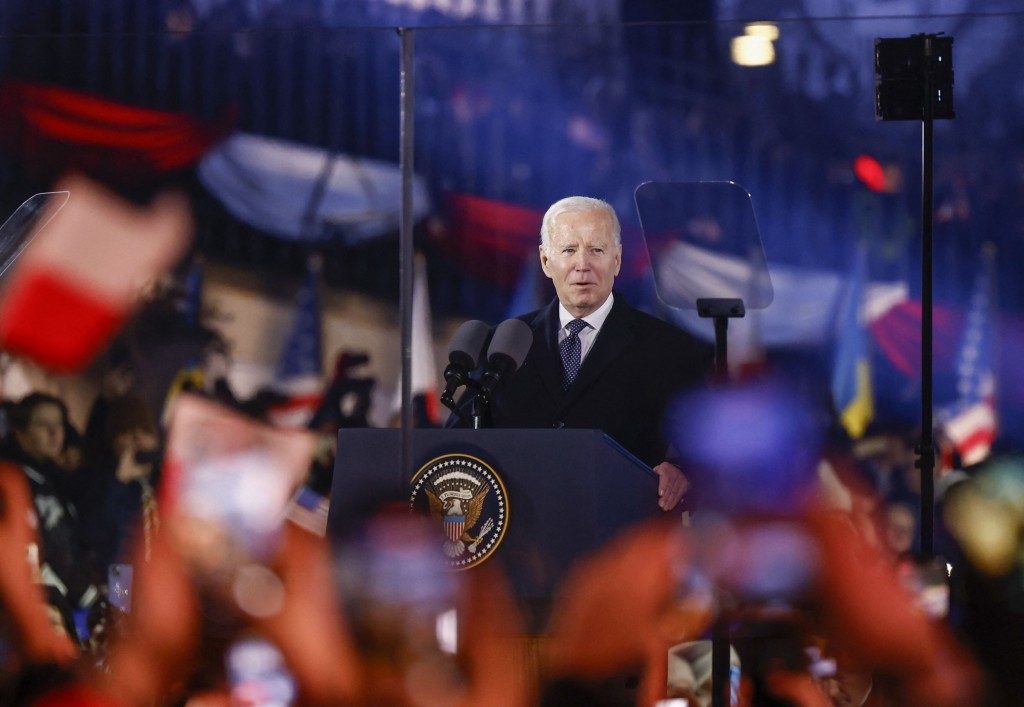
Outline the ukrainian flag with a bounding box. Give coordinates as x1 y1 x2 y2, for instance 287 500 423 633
831 244 874 439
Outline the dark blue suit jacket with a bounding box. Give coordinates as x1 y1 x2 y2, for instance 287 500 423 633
468 295 712 467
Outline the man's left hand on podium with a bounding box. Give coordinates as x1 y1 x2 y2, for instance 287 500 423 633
654 461 689 511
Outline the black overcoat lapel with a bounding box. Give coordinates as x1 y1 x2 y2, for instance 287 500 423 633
527 300 564 398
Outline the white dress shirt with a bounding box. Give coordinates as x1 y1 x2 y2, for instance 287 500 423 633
557 293 614 365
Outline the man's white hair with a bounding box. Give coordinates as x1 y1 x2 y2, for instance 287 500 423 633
540 196 621 253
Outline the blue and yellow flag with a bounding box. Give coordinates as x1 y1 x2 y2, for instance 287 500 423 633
831 244 874 439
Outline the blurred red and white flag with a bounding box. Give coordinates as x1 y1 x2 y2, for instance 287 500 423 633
0 174 192 372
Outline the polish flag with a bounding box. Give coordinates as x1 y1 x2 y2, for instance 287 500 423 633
0 174 192 372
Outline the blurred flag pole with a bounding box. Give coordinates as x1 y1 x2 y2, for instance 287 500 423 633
939 243 998 467
830 242 874 440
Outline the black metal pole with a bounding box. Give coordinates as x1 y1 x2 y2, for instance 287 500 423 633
709 315 732 707
918 36 936 559
696 297 744 707
713 315 729 383
399 28 415 483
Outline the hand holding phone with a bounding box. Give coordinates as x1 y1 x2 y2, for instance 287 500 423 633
161 394 315 586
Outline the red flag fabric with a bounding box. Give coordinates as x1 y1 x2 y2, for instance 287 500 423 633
432 193 543 287
0 81 233 182
432 193 649 289
868 300 961 377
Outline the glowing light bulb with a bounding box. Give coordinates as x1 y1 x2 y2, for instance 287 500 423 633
731 34 776 67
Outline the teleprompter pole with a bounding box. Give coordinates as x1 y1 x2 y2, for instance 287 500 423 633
697 297 745 707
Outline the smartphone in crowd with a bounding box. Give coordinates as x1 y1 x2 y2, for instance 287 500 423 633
226 635 297 707
161 394 315 583
108 563 133 613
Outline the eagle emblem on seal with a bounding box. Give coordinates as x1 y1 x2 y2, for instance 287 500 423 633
425 484 494 558
409 453 509 569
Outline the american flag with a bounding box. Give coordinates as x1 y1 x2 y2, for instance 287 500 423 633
941 244 998 467
268 259 324 428
285 486 331 537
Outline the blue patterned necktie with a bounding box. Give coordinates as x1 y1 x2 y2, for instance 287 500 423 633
560 318 588 390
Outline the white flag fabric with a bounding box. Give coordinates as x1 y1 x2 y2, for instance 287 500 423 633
390 254 440 425
198 131 432 243
659 240 907 347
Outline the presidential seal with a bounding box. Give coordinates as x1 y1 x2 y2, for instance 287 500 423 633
409 453 509 570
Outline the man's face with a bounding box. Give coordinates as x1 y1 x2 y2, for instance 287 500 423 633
540 209 622 318
16 403 65 463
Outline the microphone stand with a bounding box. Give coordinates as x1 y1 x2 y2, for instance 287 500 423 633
446 355 519 429
441 319 531 430
470 389 487 429
696 296 746 707
440 379 489 429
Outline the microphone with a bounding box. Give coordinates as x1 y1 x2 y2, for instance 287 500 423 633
480 319 533 398
440 320 491 408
